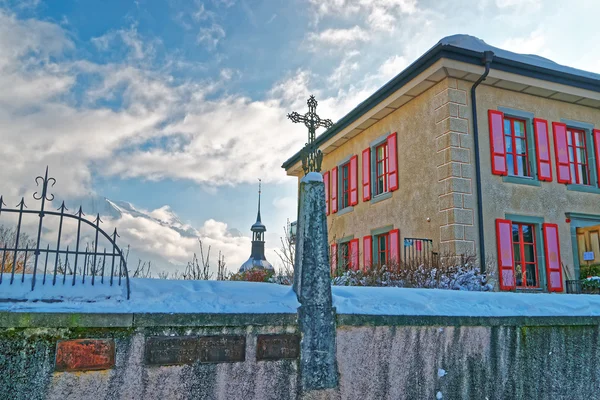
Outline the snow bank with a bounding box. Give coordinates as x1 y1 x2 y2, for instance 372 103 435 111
0 276 300 314
332 286 600 317
3 276 600 318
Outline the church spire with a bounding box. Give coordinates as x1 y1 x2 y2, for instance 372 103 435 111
239 179 273 272
256 179 262 224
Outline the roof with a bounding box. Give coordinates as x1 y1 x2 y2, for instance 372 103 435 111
282 34 600 170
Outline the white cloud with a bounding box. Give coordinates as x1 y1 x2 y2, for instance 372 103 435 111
308 26 369 48
198 23 226 49
501 29 548 57
377 54 409 82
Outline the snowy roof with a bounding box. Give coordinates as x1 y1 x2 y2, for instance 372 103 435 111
282 34 600 171
439 34 600 82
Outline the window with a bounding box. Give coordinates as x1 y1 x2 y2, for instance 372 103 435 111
375 142 388 195
339 241 350 270
376 233 389 266
512 223 539 289
504 117 530 177
340 162 350 209
567 127 591 185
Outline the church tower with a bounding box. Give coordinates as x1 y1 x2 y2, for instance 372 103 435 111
239 180 273 272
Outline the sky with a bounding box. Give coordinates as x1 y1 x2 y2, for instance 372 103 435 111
1 0 600 275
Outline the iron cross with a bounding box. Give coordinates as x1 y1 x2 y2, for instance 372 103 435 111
288 95 333 175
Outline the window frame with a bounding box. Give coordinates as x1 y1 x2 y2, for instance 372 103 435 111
497 107 540 187
504 116 531 178
374 142 389 196
512 222 540 289
336 235 354 271
369 134 393 202
336 156 354 213
370 225 393 266
505 214 547 291
561 119 600 194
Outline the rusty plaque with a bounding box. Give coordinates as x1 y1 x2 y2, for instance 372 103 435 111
145 336 245 366
55 339 115 372
256 334 300 361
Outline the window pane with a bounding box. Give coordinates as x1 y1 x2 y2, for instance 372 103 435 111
522 225 533 243
512 224 520 242
580 165 589 185
514 121 525 137
516 138 527 155
524 244 535 262
516 156 527 176
526 263 538 287
507 154 515 175
515 263 523 286
575 131 583 146
505 136 513 152
513 244 521 262
577 148 587 164
567 131 573 145
568 146 575 163
504 119 511 135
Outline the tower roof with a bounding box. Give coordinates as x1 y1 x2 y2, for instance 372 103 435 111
251 179 266 232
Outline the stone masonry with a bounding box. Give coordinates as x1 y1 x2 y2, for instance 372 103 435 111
435 78 476 257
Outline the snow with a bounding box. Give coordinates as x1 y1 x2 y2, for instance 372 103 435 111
439 34 600 82
3 276 600 317
0 275 300 314
301 172 324 183
437 369 446 378
331 286 600 317
436 391 443 399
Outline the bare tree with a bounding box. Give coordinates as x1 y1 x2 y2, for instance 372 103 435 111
132 259 152 278
0 225 36 274
274 220 295 279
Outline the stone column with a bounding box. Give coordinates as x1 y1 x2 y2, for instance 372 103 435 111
435 78 476 258
294 172 339 399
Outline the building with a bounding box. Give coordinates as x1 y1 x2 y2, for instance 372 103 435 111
239 182 274 272
282 34 600 292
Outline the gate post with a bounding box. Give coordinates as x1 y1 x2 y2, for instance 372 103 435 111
294 172 339 399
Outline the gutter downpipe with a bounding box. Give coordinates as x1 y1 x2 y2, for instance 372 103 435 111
471 50 494 274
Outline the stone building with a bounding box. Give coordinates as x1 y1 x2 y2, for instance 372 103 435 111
239 182 274 272
282 34 600 292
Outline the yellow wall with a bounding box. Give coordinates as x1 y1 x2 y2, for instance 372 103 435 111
476 83 600 280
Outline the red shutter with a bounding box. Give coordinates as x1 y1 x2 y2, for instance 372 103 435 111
389 229 400 266
330 243 337 274
349 155 358 206
363 235 372 270
543 223 564 292
533 118 552 182
323 171 330 215
349 238 359 271
387 132 398 191
362 148 371 201
552 122 572 184
594 130 600 188
331 166 338 213
488 110 508 176
496 219 516 291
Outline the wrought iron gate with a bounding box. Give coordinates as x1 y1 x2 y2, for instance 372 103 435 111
0 168 130 299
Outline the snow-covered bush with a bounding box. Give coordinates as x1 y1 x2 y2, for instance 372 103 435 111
332 259 494 291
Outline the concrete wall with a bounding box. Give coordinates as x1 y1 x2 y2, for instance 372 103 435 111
0 313 299 400
475 82 600 280
2 311 600 399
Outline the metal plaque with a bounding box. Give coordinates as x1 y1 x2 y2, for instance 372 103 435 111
145 336 245 366
55 339 115 372
584 251 595 261
256 334 300 361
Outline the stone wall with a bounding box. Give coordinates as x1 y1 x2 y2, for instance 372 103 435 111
2 311 600 399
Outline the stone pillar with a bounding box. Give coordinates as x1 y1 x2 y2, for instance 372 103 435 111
294 172 339 399
434 78 476 258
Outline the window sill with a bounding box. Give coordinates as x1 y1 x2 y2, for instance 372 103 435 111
566 184 600 194
336 206 354 216
502 175 541 187
370 192 392 204
515 288 546 293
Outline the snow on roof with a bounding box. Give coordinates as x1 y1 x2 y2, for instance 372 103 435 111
3 276 600 317
439 34 600 82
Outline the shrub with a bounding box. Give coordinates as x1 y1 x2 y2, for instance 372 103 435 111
229 268 274 282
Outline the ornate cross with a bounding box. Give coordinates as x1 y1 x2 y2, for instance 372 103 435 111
288 95 333 175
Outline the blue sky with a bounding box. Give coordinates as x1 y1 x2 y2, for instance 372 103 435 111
1 0 600 272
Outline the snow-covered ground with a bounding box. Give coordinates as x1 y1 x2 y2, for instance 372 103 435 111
2 276 600 317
